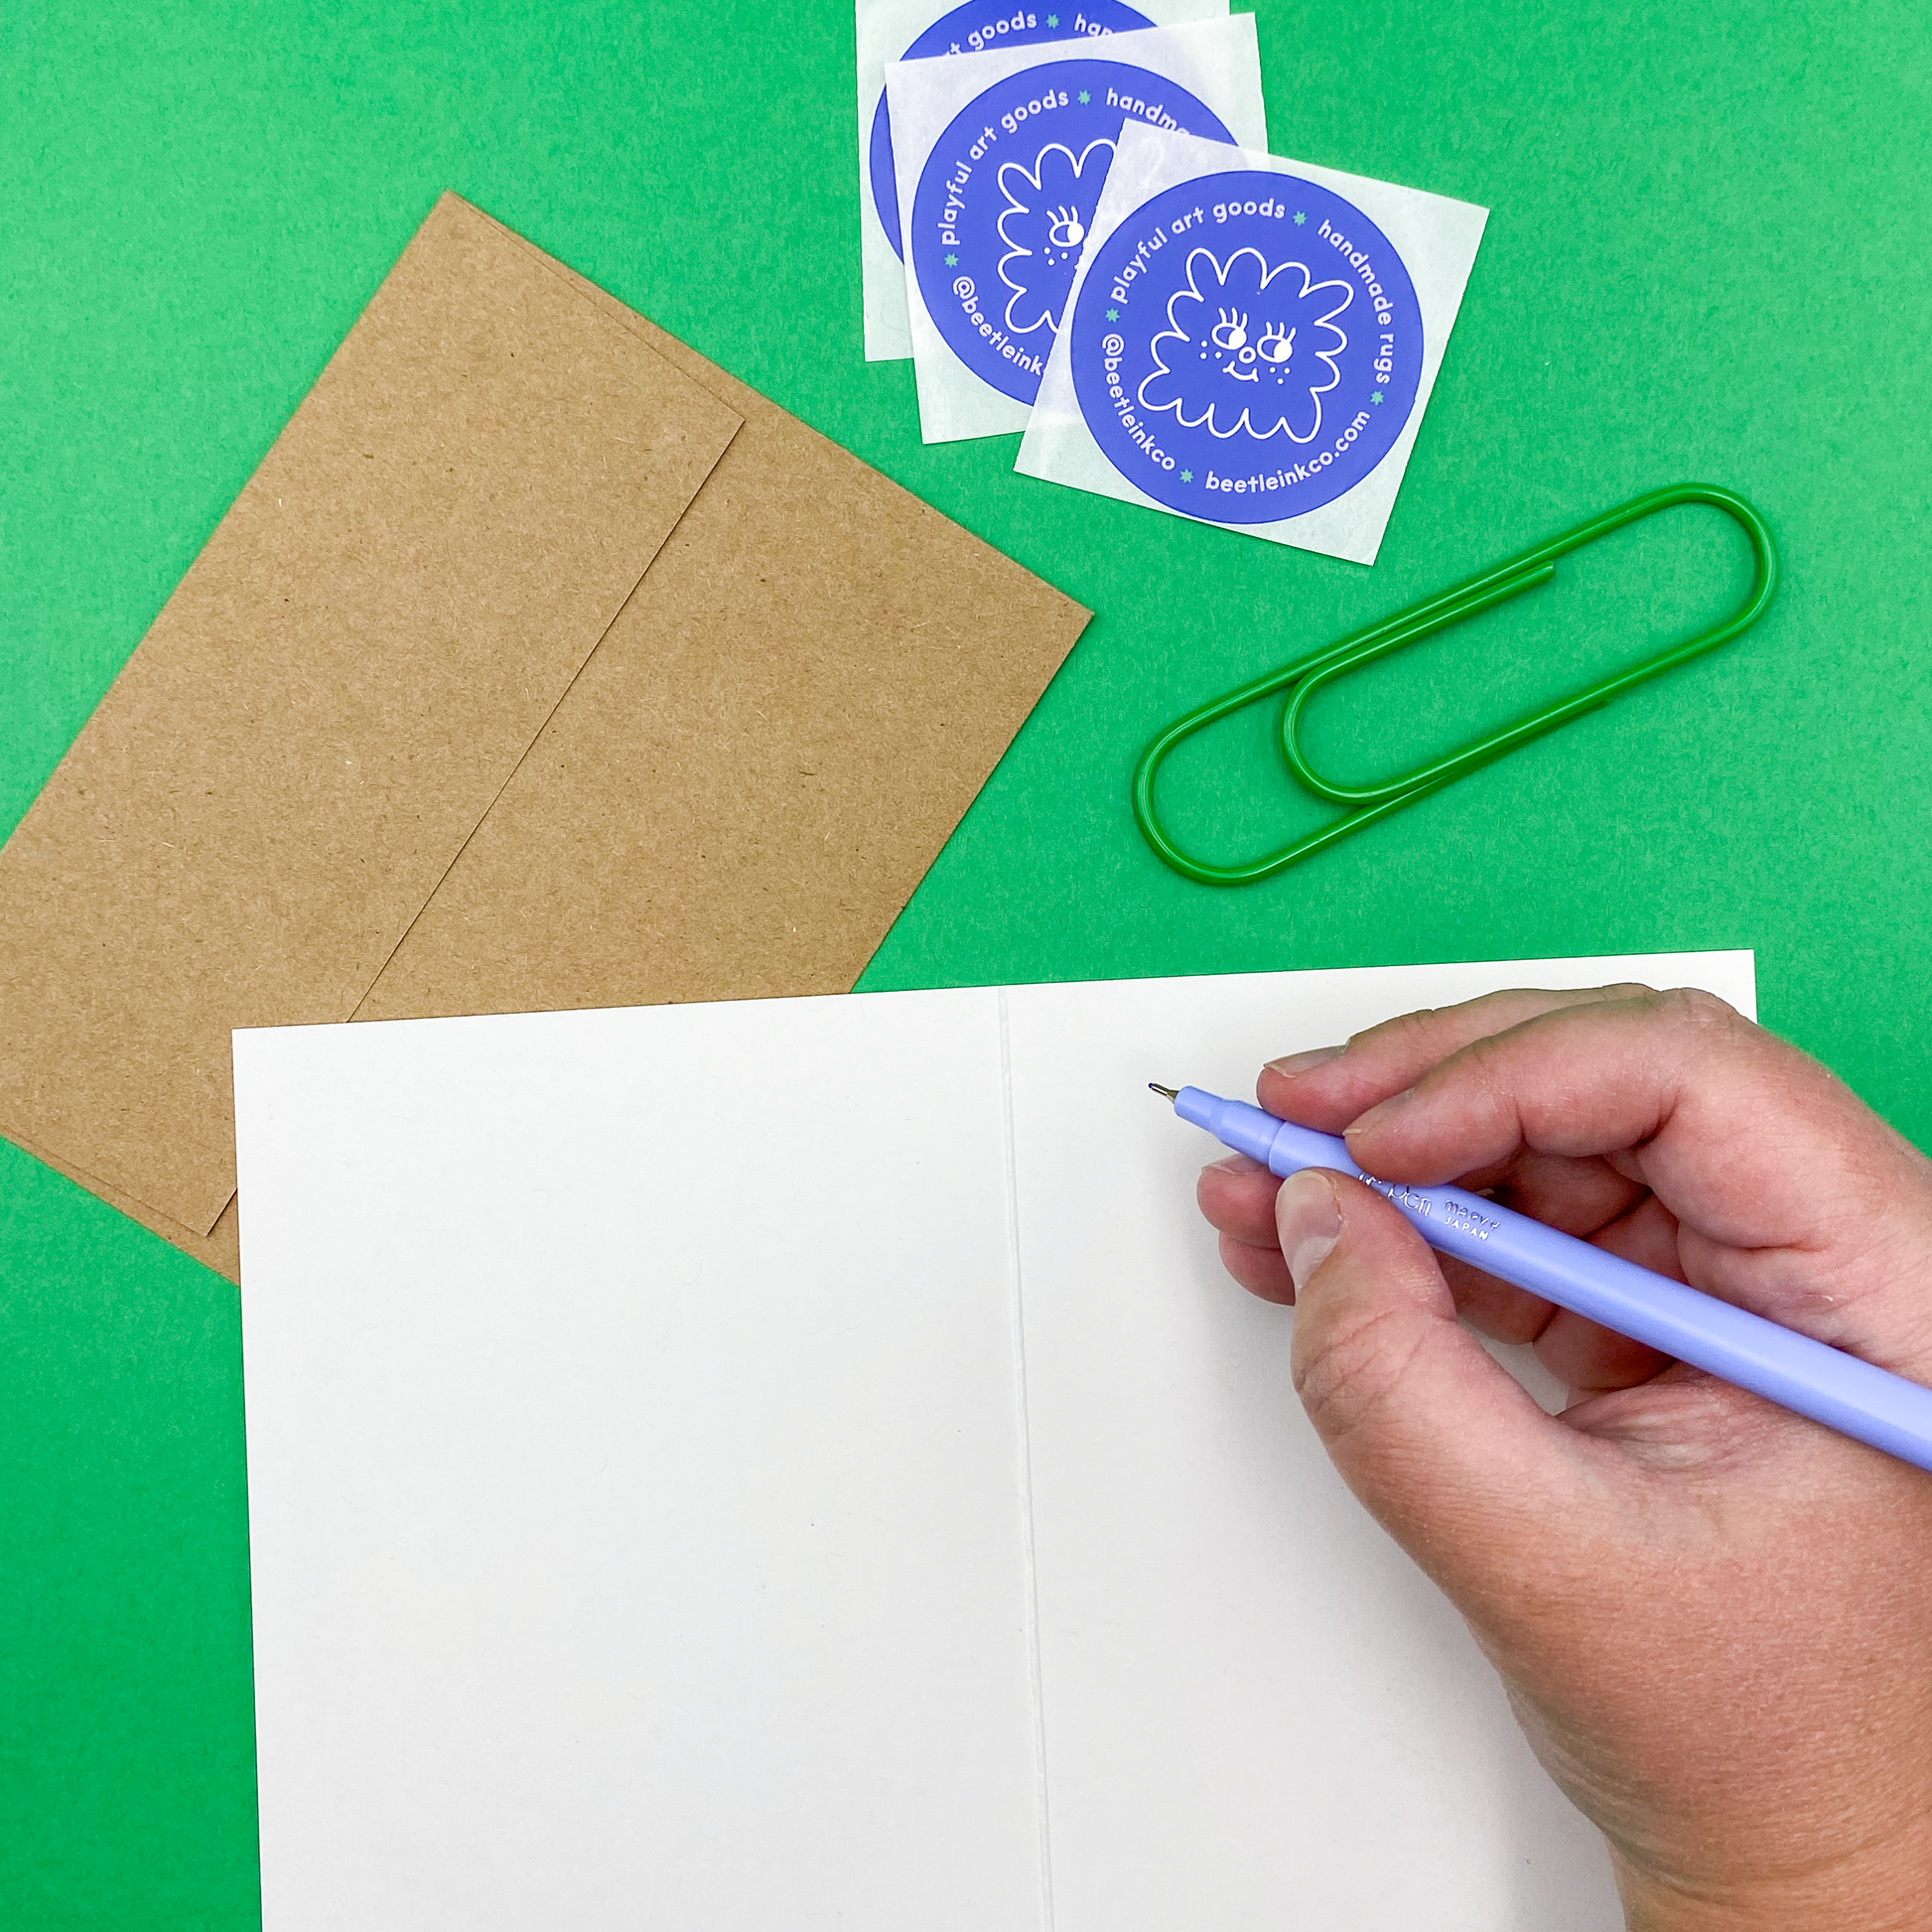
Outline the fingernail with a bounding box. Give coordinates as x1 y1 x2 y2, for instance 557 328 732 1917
1276 1170 1341 1290
1266 1044 1344 1076
1344 1085 1416 1138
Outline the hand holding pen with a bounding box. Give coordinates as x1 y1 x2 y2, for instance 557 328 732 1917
1191 987 1932 1930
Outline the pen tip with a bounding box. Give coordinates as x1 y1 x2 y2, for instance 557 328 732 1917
1148 1082 1178 1101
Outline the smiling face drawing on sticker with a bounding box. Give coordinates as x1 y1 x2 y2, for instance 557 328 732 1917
1142 247 1353 442
1208 309 1294 381
1069 168 1428 520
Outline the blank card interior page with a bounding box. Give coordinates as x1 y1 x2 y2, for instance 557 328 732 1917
1004 953 1756 1932
233 991 1047 1932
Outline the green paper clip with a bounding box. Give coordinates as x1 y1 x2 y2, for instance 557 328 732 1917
1131 482 1779 887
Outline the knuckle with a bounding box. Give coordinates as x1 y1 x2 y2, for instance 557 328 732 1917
1292 1302 1427 1446
1347 1005 1440 1056
1649 985 1740 1030
1449 1030 1520 1111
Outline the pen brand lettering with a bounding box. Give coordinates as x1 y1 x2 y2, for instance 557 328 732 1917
908 60 1236 406
1438 1195 1501 1240
1361 1175 1437 1217
869 0 1156 263
1069 171 1424 521
1353 1175 1498 1239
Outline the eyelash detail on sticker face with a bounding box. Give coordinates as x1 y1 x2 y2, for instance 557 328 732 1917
1046 205 1086 251
1258 324 1294 364
1210 308 1249 351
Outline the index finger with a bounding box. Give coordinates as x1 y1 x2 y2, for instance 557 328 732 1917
1258 983 1658 1131
1339 987 1932 1371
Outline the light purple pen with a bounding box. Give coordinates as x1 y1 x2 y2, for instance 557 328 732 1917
1154 1083 1932 1476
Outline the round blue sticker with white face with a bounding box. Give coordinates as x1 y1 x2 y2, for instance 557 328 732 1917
909 63 1234 404
870 2 1155 264
1069 172 1425 520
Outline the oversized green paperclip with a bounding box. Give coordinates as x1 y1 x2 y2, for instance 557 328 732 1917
1131 483 1779 887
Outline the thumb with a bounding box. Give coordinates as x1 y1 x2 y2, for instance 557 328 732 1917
1280 1168 1593 1616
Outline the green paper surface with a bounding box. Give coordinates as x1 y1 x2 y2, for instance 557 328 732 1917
2 0 1928 1919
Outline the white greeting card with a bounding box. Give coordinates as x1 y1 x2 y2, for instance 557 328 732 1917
1018 122 1488 563
235 951 1755 1928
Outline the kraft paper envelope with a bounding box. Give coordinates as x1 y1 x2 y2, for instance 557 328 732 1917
0 195 1090 1282
359 207 1091 1026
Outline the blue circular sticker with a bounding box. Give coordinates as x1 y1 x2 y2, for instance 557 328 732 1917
1069 171 1424 520
909 63 1234 405
869 2 1155 263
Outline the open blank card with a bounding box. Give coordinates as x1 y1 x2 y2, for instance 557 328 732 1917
235 953 1755 1929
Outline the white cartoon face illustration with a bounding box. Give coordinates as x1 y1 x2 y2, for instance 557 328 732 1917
1139 247 1352 443
997 139 1114 337
1207 311 1298 382
1209 308 1252 374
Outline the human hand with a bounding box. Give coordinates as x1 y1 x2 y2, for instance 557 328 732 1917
1196 986 1932 1930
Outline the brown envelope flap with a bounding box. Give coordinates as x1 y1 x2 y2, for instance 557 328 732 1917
357 203 1093 1023
0 194 741 1235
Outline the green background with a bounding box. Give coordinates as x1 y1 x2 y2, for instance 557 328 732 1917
2 0 1927 1920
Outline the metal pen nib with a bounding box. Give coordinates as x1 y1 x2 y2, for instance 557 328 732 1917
1148 1082 1178 1100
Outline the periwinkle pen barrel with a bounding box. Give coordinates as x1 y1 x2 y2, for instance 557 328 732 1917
1157 1084 1932 1477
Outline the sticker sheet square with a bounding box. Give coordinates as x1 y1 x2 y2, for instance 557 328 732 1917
886 18 1267 442
1018 123 1488 563
855 0 1230 362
